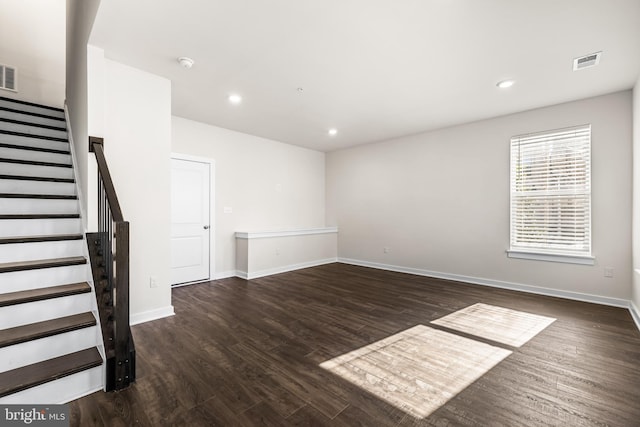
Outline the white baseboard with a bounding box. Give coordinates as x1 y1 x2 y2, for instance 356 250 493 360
630 301 640 332
130 305 175 325
215 270 237 280
238 258 338 280
338 258 630 309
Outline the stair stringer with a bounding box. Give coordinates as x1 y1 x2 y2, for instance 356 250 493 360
64 100 110 396
64 103 108 397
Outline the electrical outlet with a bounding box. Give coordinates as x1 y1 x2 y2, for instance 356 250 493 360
383 247 390 254
276 248 280 256
150 276 158 288
604 267 614 278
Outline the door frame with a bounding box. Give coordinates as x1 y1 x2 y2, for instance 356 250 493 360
170 152 216 287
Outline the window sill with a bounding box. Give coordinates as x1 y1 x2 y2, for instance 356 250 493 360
506 250 595 265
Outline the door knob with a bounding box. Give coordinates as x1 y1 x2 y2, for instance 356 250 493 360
204 225 210 230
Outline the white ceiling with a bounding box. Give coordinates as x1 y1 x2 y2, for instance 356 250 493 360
90 0 640 152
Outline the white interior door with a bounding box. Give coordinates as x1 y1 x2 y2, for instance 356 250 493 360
171 158 210 285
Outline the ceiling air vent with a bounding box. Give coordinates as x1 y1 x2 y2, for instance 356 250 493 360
573 52 602 71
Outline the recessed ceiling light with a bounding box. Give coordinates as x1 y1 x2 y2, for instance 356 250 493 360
228 94 242 104
177 57 194 69
496 79 515 89
328 128 338 136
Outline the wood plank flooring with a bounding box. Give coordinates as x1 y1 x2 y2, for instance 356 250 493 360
69 263 640 426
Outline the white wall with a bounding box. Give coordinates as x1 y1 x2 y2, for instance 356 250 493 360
0 0 65 106
327 91 633 302
236 229 338 279
172 117 326 277
633 77 640 313
65 0 101 223
88 49 172 321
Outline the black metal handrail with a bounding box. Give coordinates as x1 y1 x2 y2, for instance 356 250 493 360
88 136 135 391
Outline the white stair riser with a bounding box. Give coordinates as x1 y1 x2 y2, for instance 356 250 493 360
0 218 82 236
0 179 76 195
0 240 84 264
0 121 67 139
0 327 97 373
0 365 103 404
0 264 88 292
0 198 79 215
0 147 70 164
0 101 65 119
0 294 93 330
0 133 69 151
0 162 73 179
0 110 66 128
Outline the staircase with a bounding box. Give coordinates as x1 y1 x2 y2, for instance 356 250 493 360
0 96 103 403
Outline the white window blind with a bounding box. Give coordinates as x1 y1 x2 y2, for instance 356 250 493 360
510 125 591 258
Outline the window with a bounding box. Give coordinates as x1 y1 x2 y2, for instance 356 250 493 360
508 125 593 264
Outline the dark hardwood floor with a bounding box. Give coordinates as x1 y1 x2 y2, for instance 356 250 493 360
70 263 640 426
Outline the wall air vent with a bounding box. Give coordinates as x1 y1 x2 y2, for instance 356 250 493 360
0 64 17 91
573 52 602 71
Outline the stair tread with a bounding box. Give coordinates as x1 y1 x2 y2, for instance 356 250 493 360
0 174 74 183
0 234 83 245
0 141 70 155
0 347 102 398
0 312 96 348
0 129 68 143
0 117 67 132
0 193 77 200
0 106 66 122
0 214 80 219
0 282 91 307
0 157 71 168
0 256 86 273
0 96 64 113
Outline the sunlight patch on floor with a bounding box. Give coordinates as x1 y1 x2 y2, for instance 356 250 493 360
431 303 556 347
320 325 512 419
